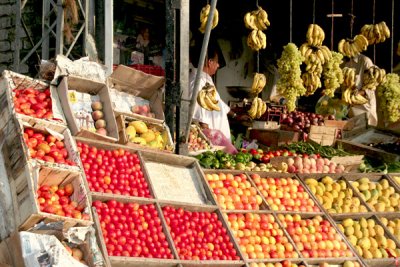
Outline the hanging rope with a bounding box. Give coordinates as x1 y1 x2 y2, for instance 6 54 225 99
330 0 334 50
349 0 355 38
312 0 316 24
391 0 395 72
372 0 376 63
289 0 293 42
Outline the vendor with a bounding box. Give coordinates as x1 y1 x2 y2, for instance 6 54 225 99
341 53 377 126
189 40 249 141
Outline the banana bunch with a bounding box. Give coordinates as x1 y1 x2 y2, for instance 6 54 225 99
302 72 322 96
342 88 369 105
362 66 387 90
244 6 270 31
299 44 332 95
196 83 220 111
199 4 219 33
306 24 325 47
338 35 369 58
360 21 390 45
248 97 267 119
342 67 356 88
244 6 269 51
247 30 267 51
251 73 267 94
300 43 333 66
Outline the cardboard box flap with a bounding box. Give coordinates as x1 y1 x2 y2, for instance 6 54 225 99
108 65 165 99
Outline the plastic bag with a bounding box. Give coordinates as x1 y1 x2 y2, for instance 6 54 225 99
202 129 238 154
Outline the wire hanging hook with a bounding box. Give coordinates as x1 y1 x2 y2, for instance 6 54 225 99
349 0 355 38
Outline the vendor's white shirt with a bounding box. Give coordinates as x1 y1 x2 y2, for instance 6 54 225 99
343 54 377 126
189 69 231 140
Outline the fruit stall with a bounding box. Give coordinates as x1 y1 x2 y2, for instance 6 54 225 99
0 60 400 267
1 2 400 267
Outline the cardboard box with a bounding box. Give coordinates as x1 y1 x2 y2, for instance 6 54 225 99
57 75 119 143
309 125 339 146
107 65 165 122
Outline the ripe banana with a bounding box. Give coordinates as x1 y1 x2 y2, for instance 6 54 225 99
244 12 257 30
337 35 368 58
251 73 267 94
306 24 325 46
360 21 390 45
247 30 266 51
247 97 266 119
199 4 218 33
196 83 220 111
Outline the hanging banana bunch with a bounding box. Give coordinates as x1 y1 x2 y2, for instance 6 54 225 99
306 24 325 47
362 66 387 90
199 4 219 34
251 73 267 94
341 67 369 105
196 83 221 111
244 6 270 51
337 34 369 58
360 21 390 45
248 97 267 119
299 24 332 95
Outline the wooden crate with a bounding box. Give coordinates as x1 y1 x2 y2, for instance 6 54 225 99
0 70 67 130
139 150 216 206
157 202 245 266
116 114 174 153
1 121 81 206
247 128 300 148
296 173 371 220
330 155 364 173
338 128 400 163
91 195 180 266
57 75 119 143
11 165 92 231
74 137 157 200
306 259 365 267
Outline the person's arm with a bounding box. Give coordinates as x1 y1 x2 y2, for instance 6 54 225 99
228 110 251 121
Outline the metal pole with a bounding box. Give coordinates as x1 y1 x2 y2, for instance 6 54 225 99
183 0 218 143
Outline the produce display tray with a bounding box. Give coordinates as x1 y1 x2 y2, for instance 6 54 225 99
91 195 180 264
74 136 158 200
338 128 400 163
332 214 400 266
141 150 216 206
202 169 270 211
158 203 245 265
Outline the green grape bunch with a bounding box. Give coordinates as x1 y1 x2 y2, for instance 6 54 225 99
376 73 400 123
322 51 344 98
276 43 306 112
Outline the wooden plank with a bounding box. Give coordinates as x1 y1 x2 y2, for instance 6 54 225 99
91 208 112 267
109 257 181 267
